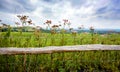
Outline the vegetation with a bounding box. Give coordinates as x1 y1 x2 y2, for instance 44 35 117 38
0 51 120 72
0 16 120 71
0 32 120 47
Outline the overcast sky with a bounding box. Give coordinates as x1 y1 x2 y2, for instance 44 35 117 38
0 0 120 29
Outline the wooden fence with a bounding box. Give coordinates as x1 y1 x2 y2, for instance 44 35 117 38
0 44 120 55
0 44 120 71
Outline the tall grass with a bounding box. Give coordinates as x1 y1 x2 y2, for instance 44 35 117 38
0 51 120 72
0 32 120 47
0 17 120 71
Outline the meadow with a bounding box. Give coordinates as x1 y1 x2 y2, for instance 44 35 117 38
0 30 120 72
0 50 120 72
0 31 120 47
0 15 120 47
0 16 120 72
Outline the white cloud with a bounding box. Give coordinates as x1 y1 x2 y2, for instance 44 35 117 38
0 0 120 29
30 0 39 4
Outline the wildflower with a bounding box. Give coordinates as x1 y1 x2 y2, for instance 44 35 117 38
27 19 33 25
17 15 29 26
63 19 69 26
71 31 77 36
2 23 8 27
90 26 95 37
45 20 52 24
21 15 28 24
51 25 59 33
34 29 40 37
69 28 73 31
17 15 21 18
17 15 29 23
52 25 59 28
62 19 71 29
50 29 56 34
63 19 68 24
90 26 94 31
59 24 61 26
78 25 84 29
21 15 28 21
58 21 61 26
15 22 20 25
44 20 52 30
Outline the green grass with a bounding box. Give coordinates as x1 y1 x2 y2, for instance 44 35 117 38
0 32 120 47
0 51 120 72
0 31 120 71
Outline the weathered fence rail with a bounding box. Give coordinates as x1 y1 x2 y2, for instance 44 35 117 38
0 44 120 55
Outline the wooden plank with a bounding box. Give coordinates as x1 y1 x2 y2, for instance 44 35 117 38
0 44 120 55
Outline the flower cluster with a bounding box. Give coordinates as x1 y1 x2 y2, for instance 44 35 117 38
90 26 94 31
63 19 71 28
78 25 84 29
44 20 52 26
16 15 34 26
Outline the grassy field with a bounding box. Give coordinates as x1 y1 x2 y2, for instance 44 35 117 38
0 13 120 72
0 30 120 71
0 51 120 72
0 31 120 47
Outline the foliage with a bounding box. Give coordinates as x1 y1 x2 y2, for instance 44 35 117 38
0 51 120 72
0 17 120 71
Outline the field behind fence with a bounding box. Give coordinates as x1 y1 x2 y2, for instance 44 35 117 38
0 28 120 72
0 45 120 72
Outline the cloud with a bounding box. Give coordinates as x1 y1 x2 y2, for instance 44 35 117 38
0 0 120 29
0 0 36 13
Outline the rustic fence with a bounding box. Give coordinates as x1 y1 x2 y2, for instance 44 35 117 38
0 44 120 72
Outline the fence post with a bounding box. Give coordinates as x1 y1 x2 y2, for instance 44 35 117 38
62 52 65 69
50 53 53 72
23 54 26 72
5 55 9 72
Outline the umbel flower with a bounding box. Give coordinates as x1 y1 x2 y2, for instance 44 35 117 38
45 20 52 25
27 19 33 25
72 31 77 36
15 22 20 25
90 26 95 36
90 26 94 31
51 25 60 34
17 15 35 27
2 23 8 27
63 19 68 25
44 20 52 30
78 25 84 29
69 28 73 31
63 19 71 29
17 15 29 26
52 25 59 28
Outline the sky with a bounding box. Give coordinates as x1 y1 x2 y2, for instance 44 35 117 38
0 0 120 29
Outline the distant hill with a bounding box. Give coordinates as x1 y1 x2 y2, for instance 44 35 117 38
1 26 120 34
69 29 120 34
